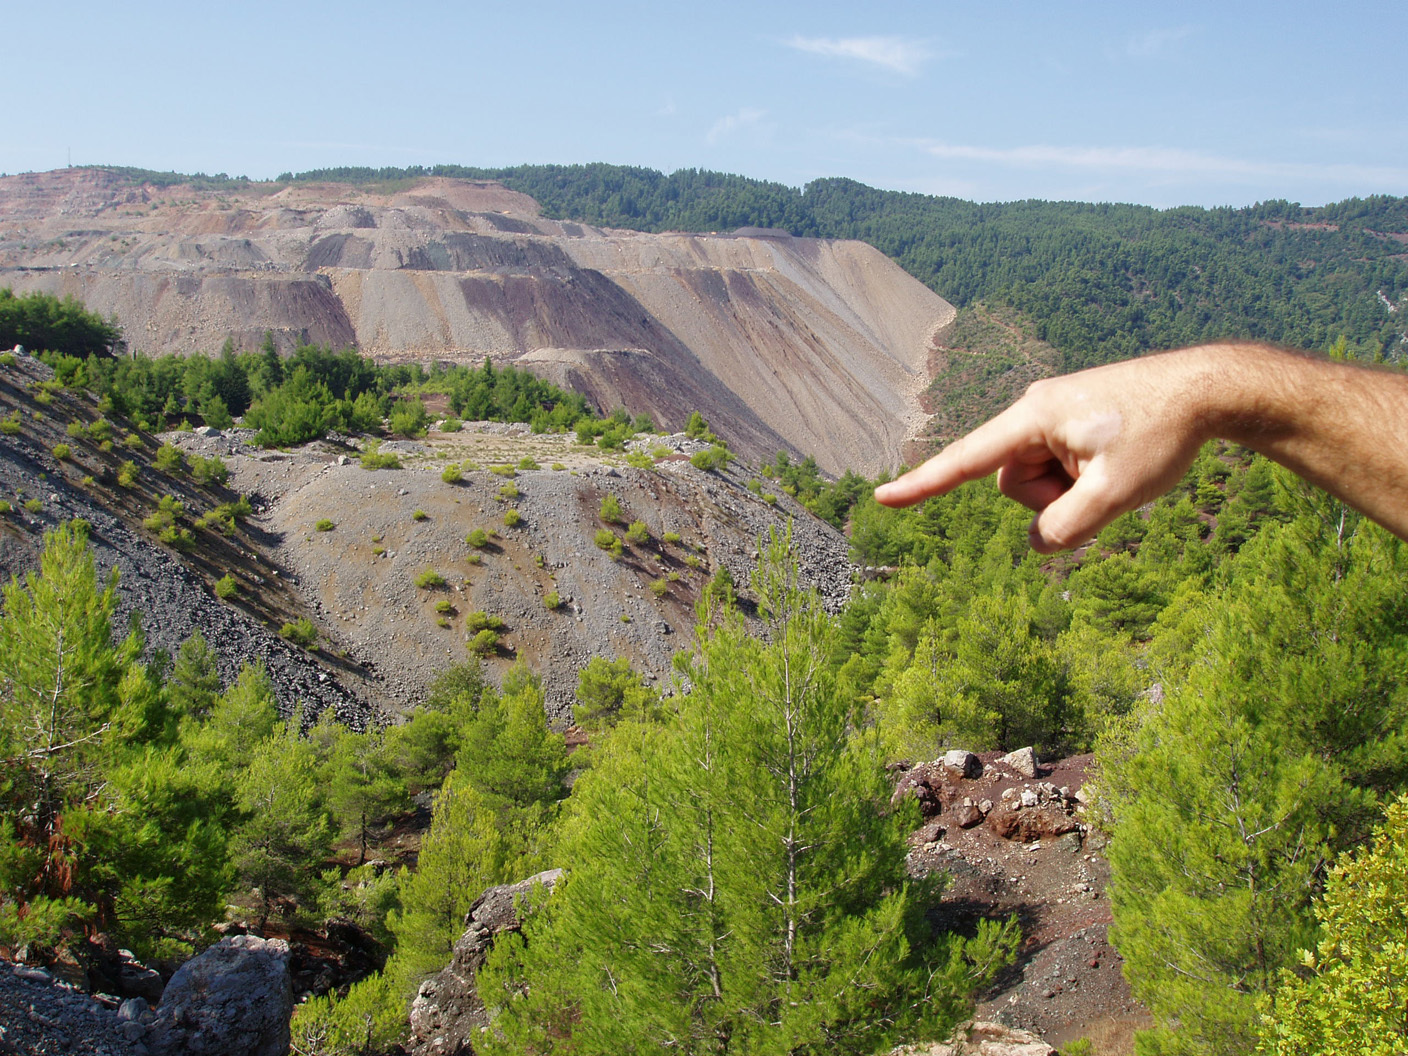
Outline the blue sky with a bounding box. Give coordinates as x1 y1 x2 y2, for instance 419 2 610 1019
7 0 1406 208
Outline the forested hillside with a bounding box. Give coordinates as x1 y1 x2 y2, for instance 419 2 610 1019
279 163 1408 370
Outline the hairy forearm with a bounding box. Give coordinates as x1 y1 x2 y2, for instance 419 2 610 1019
1198 343 1408 538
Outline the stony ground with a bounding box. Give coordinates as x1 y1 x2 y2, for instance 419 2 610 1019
0 352 851 724
900 752 1150 1055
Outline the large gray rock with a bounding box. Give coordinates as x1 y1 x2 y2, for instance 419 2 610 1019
148 935 292 1056
1000 746 1039 779
942 749 982 778
409 869 563 1056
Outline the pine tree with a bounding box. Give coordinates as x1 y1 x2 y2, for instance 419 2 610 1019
229 715 332 928
478 534 1017 1055
1104 493 1408 1056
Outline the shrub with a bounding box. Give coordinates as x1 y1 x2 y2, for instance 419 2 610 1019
551 463 567 471
497 482 518 502
465 552 482 565
195 496 252 535
667 571 681 582
436 617 452 629
51 443 71 460
33 389 52 406
690 445 733 472
359 441 402 469
0 411 21 435
214 574 239 600
517 457 540 470
189 454 229 487
685 554 702 569
281 617 318 647
124 432 142 449
503 508 521 528
624 520 649 545
81 475 95 487
66 421 86 439
650 445 671 459
599 494 622 523
87 419 112 442
466 528 489 548
439 417 463 433
763 493 777 505
626 451 654 470
372 546 386 557
663 531 682 545
544 591 561 610
0 500 11 514
461 460 481 472
23 499 41 513
98 440 112 453
649 578 669 598
315 519 335 532
594 529 619 551
160 524 194 549
441 463 463 484
154 443 185 473
415 568 446 589
412 509 428 521
143 494 184 531
489 464 516 478
0 352 13 367
467 629 499 655
433 599 454 615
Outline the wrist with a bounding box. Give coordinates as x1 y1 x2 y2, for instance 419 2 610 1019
1170 342 1302 450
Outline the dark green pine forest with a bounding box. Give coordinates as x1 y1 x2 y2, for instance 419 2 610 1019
3 164 1408 1055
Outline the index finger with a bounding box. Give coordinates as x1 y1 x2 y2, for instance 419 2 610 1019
874 403 1041 508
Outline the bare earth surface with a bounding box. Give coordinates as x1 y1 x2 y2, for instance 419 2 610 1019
0 169 955 475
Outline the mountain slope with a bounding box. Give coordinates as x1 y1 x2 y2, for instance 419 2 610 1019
0 169 955 476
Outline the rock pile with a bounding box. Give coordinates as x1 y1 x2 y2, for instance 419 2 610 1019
894 747 1086 844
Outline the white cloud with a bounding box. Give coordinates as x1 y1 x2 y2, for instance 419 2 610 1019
706 107 766 145
784 35 933 76
916 139 1408 189
1124 26 1196 59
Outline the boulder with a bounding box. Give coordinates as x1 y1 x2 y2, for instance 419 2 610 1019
892 762 963 817
954 803 984 829
409 869 562 1056
987 805 1080 842
148 935 292 1056
1000 747 1039 779
942 749 982 779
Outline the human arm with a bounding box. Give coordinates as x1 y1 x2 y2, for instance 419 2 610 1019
874 342 1408 552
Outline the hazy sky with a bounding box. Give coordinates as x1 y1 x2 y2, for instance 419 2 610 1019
8 0 1405 208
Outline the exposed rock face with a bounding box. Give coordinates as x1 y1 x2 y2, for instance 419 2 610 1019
408 868 563 1056
0 169 955 475
894 1020 1056 1055
148 935 292 1056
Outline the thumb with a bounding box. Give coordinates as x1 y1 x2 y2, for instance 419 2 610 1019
1027 469 1125 553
